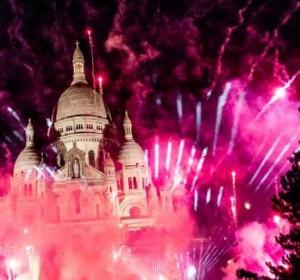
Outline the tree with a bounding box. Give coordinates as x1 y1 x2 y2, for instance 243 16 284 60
238 151 300 280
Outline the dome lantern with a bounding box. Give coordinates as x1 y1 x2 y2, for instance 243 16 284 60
71 41 87 85
123 111 133 140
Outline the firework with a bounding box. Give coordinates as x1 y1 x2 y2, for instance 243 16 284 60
212 82 231 156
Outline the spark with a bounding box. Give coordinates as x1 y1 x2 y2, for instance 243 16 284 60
249 136 282 185
206 188 211 204
7 106 21 122
216 186 224 207
185 264 196 279
244 202 251 210
212 82 231 156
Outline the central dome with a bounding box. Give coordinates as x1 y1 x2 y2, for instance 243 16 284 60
56 83 106 121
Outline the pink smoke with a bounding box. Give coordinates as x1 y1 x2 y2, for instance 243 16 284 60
222 219 288 280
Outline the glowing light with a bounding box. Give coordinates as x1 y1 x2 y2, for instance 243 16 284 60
86 28 92 35
273 215 281 225
244 202 251 210
6 258 20 272
273 87 286 101
185 264 196 279
158 275 167 280
23 228 29 235
98 76 103 95
154 142 159 178
165 141 172 171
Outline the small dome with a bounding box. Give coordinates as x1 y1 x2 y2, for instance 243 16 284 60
118 141 145 166
56 83 107 121
14 147 41 175
14 119 41 175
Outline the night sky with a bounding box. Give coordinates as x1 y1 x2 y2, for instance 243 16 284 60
0 0 300 205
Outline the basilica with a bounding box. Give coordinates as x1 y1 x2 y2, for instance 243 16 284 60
9 42 163 236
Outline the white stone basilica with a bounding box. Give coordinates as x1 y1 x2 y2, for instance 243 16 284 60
9 42 162 236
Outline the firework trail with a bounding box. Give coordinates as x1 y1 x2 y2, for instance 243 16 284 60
196 102 202 142
87 29 96 90
273 49 290 84
256 135 297 191
254 69 300 121
248 1 300 82
191 147 208 190
284 68 300 89
247 136 267 171
216 186 224 207
98 77 104 95
174 139 185 176
227 90 246 155
165 141 172 172
206 188 211 204
155 141 159 179
176 91 183 123
265 161 289 191
249 135 282 185
194 190 198 211
212 82 231 156
231 171 238 228
212 0 253 89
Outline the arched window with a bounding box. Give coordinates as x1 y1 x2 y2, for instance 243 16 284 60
96 204 100 219
60 154 65 167
88 150 95 167
133 177 138 189
128 177 133 189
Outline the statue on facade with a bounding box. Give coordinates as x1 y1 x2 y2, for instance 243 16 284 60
72 158 80 178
